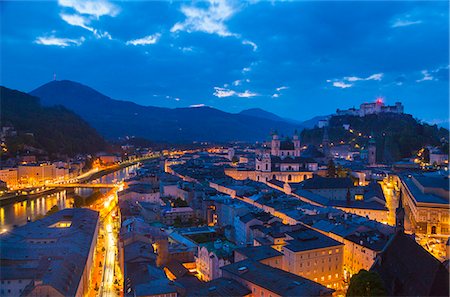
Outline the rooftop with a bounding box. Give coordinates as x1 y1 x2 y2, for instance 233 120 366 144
234 245 283 261
221 259 334 297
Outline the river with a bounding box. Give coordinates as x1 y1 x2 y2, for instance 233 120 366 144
0 164 139 231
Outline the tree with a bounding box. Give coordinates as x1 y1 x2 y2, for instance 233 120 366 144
327 159 336 178
422 148 430 164
347 269 386 297
231 156 239 165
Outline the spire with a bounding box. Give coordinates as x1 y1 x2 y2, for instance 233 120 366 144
395 189 405 233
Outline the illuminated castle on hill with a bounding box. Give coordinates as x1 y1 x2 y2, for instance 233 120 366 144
336 99 404 117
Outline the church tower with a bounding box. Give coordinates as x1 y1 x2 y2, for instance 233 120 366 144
293 130 301 157
368 133 376 166
271 131 280 156
395 189 405 233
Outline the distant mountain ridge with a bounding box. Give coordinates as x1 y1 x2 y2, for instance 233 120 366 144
1 86 107 157
30 80 303 143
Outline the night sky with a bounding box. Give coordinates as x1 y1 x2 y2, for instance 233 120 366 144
1 0 448 125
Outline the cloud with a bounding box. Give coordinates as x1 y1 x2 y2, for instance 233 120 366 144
416 70 434 82
392 19 422 28
276 86 288 91
60 13 112 39
271 93 280 98
242 67 251 73
416 65 449 82
126 34 161 46
179 46 194 53
332 81 353 88
58 0 120 18
242 39 257 51
35 36 85 47
238 90 258 98
190 104 206 107
171 0 238 37
344 73 383 82
214 87 236 97
213 87 258 98
232 78 250 86
328 73 383 88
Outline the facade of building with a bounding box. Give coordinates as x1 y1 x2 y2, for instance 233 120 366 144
195 239 235 281
0 168 18 188
18 163 56 185
253 132 316 183
398 174 450 236
281 229 344 289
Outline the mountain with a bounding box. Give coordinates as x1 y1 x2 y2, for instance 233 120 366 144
300 113 449 163
30 80 302 143
239 108 286 122
1 86 107 157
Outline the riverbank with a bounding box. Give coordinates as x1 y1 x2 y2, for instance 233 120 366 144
0 156 158 207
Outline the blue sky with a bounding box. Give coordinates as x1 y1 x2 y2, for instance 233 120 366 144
1 0 449 125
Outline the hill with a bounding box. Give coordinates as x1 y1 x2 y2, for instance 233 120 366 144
0 86 107 158
239 108 286 122
30 80 302 142
300 113 449 163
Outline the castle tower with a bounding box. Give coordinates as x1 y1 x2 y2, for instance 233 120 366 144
293 130 301 157
271 131 280 156
368 133 376 166
395 189 405 233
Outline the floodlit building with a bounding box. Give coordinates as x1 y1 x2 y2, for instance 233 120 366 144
336 100 404 117
398 174 450 236
0 168 18 188
281 228 344 289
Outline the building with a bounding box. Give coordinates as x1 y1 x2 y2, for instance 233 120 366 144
221 259 334 297
0 168 18 188
234 245 283 269
18 163 56 185
98 154 121 165
118 183 162 204
429 147 449 166
368 136 376 166
398 174 449 236
254 132 316 183
234 212 281 246
188 277 251 297
336 99 404 117
0 208 99 297
302 211 395 279
195 239 235 281
296 175 357 200
281 228 344 289
370 231 449 296
161 207 195 226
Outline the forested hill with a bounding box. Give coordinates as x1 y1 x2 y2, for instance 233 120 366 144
0 86 107 157
300 113 449 163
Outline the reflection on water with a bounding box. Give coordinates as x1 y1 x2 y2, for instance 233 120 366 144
1 191 74 230
0 164 139 231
